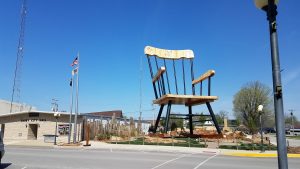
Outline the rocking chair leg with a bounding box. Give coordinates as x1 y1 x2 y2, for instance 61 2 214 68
164 101 172 133
206 102 222 134
154 105 164 133
188 106 193 135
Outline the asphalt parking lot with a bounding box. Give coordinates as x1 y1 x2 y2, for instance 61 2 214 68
2 146 300 169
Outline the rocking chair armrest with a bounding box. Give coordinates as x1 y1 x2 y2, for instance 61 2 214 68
192 70 215 85
152 66 166 83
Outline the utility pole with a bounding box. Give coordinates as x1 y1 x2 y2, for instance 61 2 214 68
51 98 59 145
10 0 27 113
51 99 58 112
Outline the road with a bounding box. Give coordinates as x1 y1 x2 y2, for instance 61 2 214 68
2 146 300 169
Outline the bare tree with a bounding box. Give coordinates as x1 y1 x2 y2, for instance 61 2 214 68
215 110 229 125
285 114 299 126
198 112 207 126
233 81 273 134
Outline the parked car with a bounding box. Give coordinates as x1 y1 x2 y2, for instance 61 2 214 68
263 127 276 133
287 128 300 136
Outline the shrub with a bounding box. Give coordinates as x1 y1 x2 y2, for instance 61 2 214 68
97 134 111 140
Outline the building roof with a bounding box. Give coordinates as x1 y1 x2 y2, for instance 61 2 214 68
85 110 123 118
0 110 71 118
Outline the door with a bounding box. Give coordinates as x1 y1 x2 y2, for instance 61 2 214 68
27 124 38 140
0 124 5 140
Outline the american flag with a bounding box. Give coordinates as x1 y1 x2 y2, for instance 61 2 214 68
72 67 78 76
71 57 78 66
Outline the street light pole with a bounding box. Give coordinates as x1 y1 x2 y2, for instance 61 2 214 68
54 115 58 145
54 112 60 145
260 114 264 152
258 105 265 152
254 0 288 169
259 113 265 153
289 110 294 136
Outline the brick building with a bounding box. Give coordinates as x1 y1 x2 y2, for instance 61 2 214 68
0 111 83 142
0 100 151 143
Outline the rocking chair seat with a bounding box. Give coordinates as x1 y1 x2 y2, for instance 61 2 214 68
153 94 218 106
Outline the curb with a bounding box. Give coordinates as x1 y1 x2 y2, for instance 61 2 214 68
5 145 53 149
6 142 300 158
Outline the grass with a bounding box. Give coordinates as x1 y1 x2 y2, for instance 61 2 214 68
286 135 300 140
219 143 277 150
109 138 207 148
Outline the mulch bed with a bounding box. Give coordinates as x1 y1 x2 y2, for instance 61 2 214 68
148 133 223 139
287 146 300 154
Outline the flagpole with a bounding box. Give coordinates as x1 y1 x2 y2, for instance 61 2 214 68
73 52 79 143
68 76 74 144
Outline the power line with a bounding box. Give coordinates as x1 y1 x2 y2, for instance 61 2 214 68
288 109 295 115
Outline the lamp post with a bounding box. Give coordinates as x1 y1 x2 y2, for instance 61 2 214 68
289 110 294 136
254 0 288 169
54 112 60 145
258 105 265 152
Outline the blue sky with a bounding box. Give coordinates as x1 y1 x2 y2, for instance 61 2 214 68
0 0 299 120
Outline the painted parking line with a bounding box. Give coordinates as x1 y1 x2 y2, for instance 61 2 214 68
193 154 218 169
150 154 187 169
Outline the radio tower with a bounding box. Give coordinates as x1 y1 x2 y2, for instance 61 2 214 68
10 0 27 113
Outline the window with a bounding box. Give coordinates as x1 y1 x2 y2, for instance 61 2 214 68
28 113 39 117
58 124 70 135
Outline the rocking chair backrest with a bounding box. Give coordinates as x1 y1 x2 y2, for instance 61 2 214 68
144 46 197 99
144 46 194 60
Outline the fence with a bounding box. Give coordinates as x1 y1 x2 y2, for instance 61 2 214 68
82 114 151 142
81 115 277 150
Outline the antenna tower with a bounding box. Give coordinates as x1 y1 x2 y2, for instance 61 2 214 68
10 0 27 113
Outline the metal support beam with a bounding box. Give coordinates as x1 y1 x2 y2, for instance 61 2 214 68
190 59 195 95
182 59 186 95
208 77 211 96
200 82 203 95
188 106 193 135
164 101 172 133
154 105 164 133
206 102 221 134
163 59 171 94
170 113 211 117
173 60 178 94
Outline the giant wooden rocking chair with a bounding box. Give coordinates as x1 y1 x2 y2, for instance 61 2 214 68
145 46 221 135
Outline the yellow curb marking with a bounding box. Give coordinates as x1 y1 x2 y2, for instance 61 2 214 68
288 154 300 158
223 153 300 158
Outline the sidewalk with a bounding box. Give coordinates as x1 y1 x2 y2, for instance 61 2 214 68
83 141 300 158
82 141 220 154
4 139 53 147
4 139 300 158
